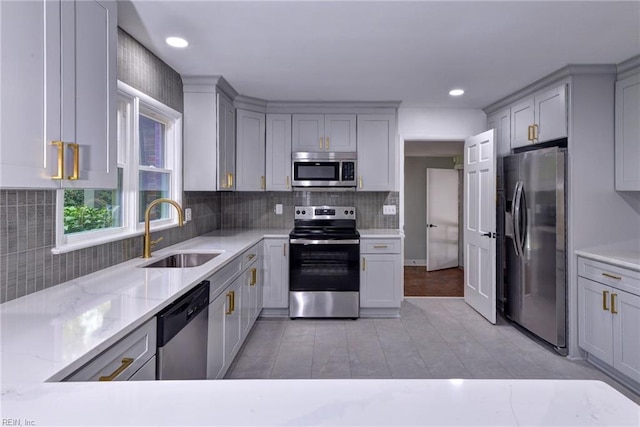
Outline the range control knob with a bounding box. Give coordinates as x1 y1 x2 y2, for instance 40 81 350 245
296 210 300 215
344 210 348 215
350 210 354 215
301 210 306 215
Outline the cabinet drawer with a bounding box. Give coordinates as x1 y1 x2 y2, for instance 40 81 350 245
65 318 156 382
242 242 262 270
209 257 243 300
578 257 640 296
361 239 401 254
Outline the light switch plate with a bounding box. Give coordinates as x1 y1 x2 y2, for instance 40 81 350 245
383 205 396 215
275 204 283 215
184 208 192 222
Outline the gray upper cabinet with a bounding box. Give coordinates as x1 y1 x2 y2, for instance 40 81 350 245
511 84 567 149
615 72 640 191
0 0 117 189
357 114 396 191
292 114 356 152
266 114 292 191
487 108 511 157
218 94 236 191
236 109 266 191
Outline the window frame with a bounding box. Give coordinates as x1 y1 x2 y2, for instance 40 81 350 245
53 81 183 254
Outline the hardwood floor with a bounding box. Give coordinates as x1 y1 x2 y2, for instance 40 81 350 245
404 266 464 297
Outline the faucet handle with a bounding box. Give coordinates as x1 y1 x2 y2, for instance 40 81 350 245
150 236 164 248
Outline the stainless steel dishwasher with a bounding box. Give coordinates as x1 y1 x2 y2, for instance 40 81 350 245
156 280 209 380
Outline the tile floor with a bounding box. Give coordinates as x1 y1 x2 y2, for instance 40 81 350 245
226 298 640 404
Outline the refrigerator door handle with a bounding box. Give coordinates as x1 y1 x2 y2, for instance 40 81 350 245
513 181 524 257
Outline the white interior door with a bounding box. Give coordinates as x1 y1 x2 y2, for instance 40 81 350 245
426 168 459 271
463 130 497 324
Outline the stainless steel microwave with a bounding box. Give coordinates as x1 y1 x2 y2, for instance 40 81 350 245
291 152 357 188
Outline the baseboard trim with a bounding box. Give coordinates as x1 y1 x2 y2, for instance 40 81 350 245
404 259 426 267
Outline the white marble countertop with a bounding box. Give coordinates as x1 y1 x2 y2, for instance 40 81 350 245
576 239 640 271
2 379 638 426
358 228 404 238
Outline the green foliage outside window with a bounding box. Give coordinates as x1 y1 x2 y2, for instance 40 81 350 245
63 189 119 234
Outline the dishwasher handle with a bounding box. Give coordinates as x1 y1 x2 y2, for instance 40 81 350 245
157 280 210 347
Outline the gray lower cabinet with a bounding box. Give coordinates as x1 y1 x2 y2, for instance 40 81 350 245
360 237 403 317
64 318 156 382
262 238 289 311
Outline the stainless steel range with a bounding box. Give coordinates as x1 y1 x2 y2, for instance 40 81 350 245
289 206 360 319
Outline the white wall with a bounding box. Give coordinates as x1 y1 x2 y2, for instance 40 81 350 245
397 107 486 231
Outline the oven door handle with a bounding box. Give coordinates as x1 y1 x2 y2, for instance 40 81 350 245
289 239 360 245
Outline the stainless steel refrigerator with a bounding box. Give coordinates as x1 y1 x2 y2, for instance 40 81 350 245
502 146 566 350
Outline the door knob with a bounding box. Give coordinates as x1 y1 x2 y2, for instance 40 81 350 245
481 232 496 238
427 224 437 228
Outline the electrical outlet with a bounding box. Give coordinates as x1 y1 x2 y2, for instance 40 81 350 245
275 204 283 215
184 208 192 222
383 205 396 215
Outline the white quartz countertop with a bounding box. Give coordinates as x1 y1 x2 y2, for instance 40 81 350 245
576 239 640 271
2 228 638 426
358 229 404 238
2 379 638 426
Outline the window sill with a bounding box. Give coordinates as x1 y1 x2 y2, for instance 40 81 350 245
51 221 183 255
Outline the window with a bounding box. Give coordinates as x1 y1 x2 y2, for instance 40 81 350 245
55 82 182 252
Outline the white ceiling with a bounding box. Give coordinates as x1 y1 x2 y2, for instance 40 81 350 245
118 0 640 109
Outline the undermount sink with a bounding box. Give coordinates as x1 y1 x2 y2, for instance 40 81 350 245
141 252 223 268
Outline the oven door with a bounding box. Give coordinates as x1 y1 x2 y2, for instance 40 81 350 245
291 161 341 187
289 239 360 292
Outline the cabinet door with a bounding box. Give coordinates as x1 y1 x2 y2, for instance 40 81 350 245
612 290 640 382
266 114 292 191
0 0 59 188
60 0 117 189
615 73 640 191
578 277 614 365
128 355 156 381
225 278 243 362
535 84 567 143
236 109 266 191
510 98 535 149
356 114 396 191
488 109 511 157
292 114 324 152
217 93 236 190
241 265 260 339
206 291 227 379
263 238 289 309
360 253 402 308
184 91 217 191
324 114 356 151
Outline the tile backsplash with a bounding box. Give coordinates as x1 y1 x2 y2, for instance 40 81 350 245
0 191 221 303
220 191 399 230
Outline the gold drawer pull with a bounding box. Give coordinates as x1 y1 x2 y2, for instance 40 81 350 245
247 253 256 260
98 357 134 381
226 292 233 315
602 272 622 280
51 141 64 180
373 245 388 249
68 143 79 180
250 267 257 286
602 290 609 311
230 290 235 313
611 293 618 314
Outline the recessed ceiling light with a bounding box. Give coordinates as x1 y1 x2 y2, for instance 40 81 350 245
449 89 465 96
166 37 188 48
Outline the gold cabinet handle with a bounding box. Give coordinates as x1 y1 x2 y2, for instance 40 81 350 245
228 173 233 188
283 243 287 257
247 253 256 260
602 272 622 280
98 357 134 381
532 124 539 141
527 125 533 142
286 176 290 189
68 143 80 180
359 176 363 189
611 293 618 314
250 267 257 286
51 141 64 180
373 245 388 249
231 290 235 312
362 257 366 271
226 292 233 315
325 137 330 150
221 173 228 188
319 137 324 150
261 176 265 190
603 290 610 311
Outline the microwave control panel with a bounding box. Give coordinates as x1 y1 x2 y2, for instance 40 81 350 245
341 162 355 181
